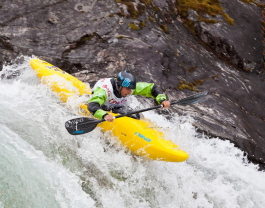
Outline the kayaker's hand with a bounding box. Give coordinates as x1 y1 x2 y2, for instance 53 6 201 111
104 114 115 122
161 101 170 109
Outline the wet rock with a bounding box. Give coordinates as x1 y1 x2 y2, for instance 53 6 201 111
0 0 265 169
194 0 263 73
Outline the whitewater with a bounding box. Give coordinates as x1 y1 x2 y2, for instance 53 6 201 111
1 56 265 208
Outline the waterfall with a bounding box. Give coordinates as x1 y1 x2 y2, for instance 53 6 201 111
1 57 264 208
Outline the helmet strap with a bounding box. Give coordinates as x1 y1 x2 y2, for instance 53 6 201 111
115 78 122 94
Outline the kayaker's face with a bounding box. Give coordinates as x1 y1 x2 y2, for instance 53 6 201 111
120 87 132 97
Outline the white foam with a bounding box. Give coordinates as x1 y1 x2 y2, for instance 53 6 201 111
1 56 265 208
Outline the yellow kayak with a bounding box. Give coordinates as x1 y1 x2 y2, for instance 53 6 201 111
30 58 189 162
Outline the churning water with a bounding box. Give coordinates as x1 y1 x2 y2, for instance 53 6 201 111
1 57 265 208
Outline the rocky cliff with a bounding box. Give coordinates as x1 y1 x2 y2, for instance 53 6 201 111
1 0 265 169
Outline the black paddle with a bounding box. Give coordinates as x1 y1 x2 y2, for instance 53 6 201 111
65 91 208 135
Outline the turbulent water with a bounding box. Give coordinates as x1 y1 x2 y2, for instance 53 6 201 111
1 57 265 208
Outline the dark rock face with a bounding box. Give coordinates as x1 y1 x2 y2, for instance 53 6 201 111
1 0 265 169
195 0 263 73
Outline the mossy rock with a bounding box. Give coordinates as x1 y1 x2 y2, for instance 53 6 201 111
177 79 205 91
176 0 235 26
115 0 146 19
160 24 169 34
129 21 146 30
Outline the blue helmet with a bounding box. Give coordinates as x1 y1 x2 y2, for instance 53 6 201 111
117 71 137 89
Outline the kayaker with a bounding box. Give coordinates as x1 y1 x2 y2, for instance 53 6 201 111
87 71 171 122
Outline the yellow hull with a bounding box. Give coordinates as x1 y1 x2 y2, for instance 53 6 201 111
30 58 189 162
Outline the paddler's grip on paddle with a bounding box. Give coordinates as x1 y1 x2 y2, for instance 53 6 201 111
104 114 115 122
161 100 171 109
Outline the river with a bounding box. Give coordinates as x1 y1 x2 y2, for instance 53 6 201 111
1 56 265 208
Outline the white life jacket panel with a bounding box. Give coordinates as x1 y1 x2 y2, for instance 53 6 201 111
92 78 127 107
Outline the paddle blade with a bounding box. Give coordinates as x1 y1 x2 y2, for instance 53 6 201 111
65 117 102 135
173 91 208 106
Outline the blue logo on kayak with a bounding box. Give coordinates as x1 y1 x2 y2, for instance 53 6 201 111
134 132 151 142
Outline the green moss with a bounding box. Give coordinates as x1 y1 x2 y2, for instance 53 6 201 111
127 3 140 19
115 1 138 19
222 13 234 25
149 16 155 22
186 66 196 73
255 3 265 8
140 0 152 6
160 24 169 34
128 21 146 30
79 34 95 43
117 35 133 40
115 0 142 19
139 21 146 28
138 4 146 13
129 22 141 30
115 0 135 2
152 6 161 13
178 82 197 91
117 35 126 38
116 12 127 17
194 79 205 85
198 15 219 24
176 0 234 25
183 19 197 35
177 79 205 91
177 0 222 16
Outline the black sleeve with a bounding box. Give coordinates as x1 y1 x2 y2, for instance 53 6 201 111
151 84 167 99
87 102 101 115
151 84 163 97
151 84 168 104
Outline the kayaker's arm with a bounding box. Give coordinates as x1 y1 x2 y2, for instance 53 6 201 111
87 87 108 119
151 84 168 104
151 84 170 108
132 82 168 105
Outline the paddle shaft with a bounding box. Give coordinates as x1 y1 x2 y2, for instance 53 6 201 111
65 91 208 135
92 92 207 123
73 104 165 127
